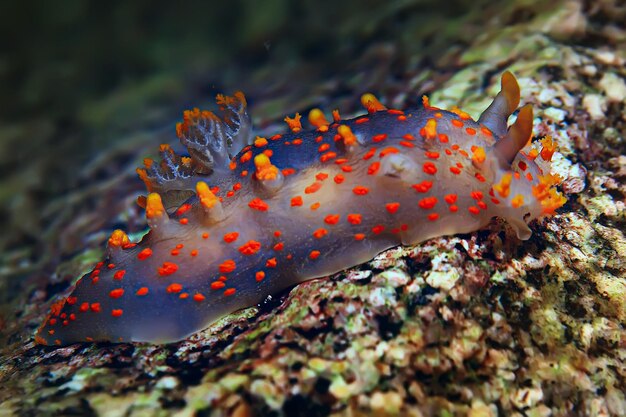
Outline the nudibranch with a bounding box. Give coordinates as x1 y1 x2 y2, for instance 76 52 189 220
36 72 566 345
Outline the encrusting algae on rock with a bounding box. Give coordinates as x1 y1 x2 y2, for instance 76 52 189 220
36 71 566 346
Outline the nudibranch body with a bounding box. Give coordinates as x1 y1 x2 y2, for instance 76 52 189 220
36 72 566 345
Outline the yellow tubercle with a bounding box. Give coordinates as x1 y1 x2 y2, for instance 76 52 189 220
308 108 329 129
254 136 268 147
254 154 279 181
196 181 219 209
361 93 387 113
108 229 130 248
493 172 512 198
284 113 302 133
471 146 486 165
337 125 358 146
423 119 437 140
511 194 524 208
145 193 166 219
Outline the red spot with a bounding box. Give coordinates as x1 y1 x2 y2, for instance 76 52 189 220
255 271 266 282
193 293 205 302
107 263 115 269
425 151 439 159
355 118 369 124
240 150 253 163
111 309 123 317
316 172 329 181
439 133 449 143
282 168 296 176
109 288 124 299
451 119 464 128
79 303 89 312
347 214 362 225
175 203 192 216
90 303 101 313
158 262 178 276
320 151 337 162
324 214 340 225
274 230 282 237
403 134 415 141
335 158 348 165
379 147 400 158
477 201 488 210
292 139 302 146
318 143 330 152
475 173 486 182
167 283 183 293
353 186 369 195
219 260 236 274
249 198 269 211
334 174 345 184
341 165 353 172
137 248 153 260
202 232 209 239
305 182 322 194
113 270 126 280
418 197 438 210
363 148 377 160
136 287 149 296
385 202 400 214
309 250 321 260
211 281 226 290
273 242 284 251
372 133 387 143
180 218 190 225
423 162 437 175
313 228 328 239
310 202 320 210
449 205 458 212
271 134 282 141
412 181 433 193
239 240 261 255
190 249 198 257
450 166 461 175
66 296 77 305
444 194 457 204
468 206 480 215
223 232 239 243
224 288 236 296
471 191 484 200
354 233 366 240
291 196 303 206
372 225 385 234
427 213 439 221
367 161 380 175
266 257 277 268
400 141 414 148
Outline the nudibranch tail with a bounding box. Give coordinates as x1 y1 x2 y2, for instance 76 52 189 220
36 72 567 346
